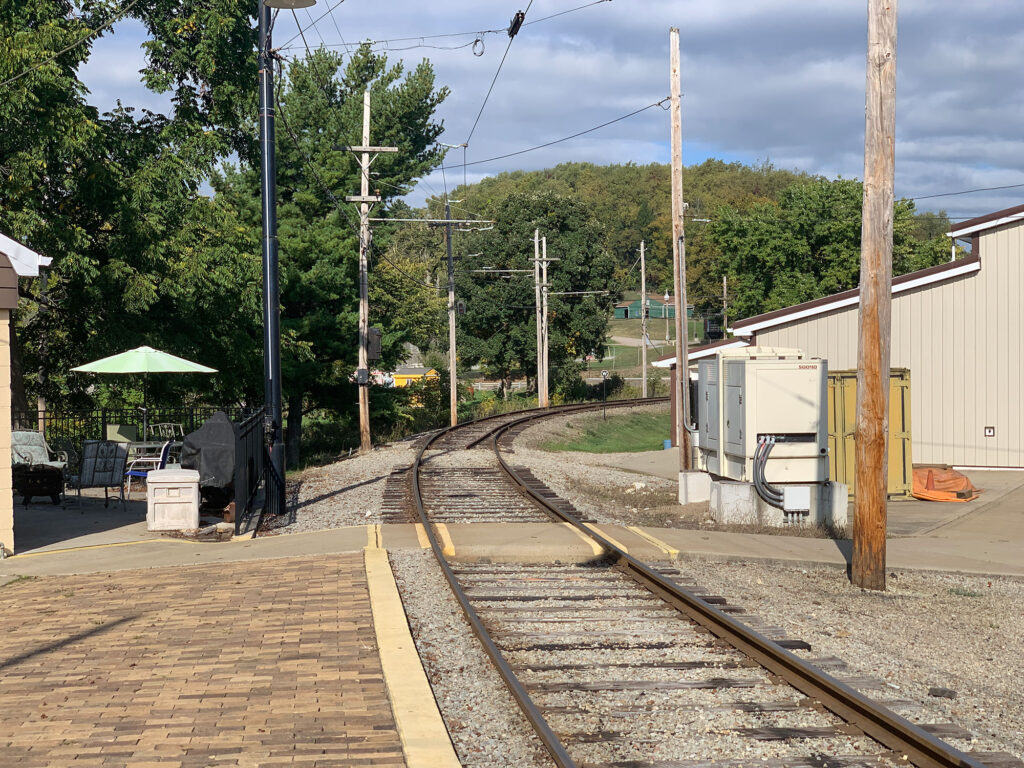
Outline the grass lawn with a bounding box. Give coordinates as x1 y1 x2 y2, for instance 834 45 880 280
584 343 675 371
606 317 702 342
542 410 671 453
607 317 676 341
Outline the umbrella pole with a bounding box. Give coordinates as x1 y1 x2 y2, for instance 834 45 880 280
143 374 148 441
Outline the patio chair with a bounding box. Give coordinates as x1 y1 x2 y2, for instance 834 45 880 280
123 440 173 498
12 430 69 473
70 440 128 509
106 424 138 443
148 422 184 440
11 431 69 505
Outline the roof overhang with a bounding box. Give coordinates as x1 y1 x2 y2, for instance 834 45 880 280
652 338 750 368
0 231 52 277
730 257 981 337
947 211 1024 238
947 202 1024 238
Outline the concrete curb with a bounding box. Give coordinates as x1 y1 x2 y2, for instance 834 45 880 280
363 525 461 768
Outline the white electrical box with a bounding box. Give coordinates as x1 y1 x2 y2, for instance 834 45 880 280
698 347 828 486
147 468 200 531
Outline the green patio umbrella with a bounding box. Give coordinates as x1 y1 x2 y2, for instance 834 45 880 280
71 346 218 439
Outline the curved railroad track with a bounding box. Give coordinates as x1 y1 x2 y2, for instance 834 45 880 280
409 400 1016 768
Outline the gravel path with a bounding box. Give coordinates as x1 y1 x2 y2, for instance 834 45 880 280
271 441 417 533
389 550 554 768
511 405 685 527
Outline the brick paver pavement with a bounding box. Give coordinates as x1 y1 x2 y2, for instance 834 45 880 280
0 553 406 767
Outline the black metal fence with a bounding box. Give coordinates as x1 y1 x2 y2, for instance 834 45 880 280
15 405 290 536
233 411 264 535
12 406 250 456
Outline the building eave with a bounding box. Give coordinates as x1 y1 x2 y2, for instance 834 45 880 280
0 231 51 277
730 256 981 337
947 202 1024 238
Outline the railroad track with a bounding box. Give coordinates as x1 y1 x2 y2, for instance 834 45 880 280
382 399 663 524
408 401 1020 768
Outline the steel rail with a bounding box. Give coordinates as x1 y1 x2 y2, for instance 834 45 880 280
489 413 988 768
411 397 667 767
413 401 644 767
462 397 667 450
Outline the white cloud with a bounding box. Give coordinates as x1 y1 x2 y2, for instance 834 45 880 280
74 0 1024 218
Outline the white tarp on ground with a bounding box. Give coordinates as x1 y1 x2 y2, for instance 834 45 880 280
0 231 52 277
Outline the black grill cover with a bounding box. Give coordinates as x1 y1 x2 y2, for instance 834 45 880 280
181 412 235 506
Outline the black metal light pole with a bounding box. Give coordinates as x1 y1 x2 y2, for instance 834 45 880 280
257 0 284 486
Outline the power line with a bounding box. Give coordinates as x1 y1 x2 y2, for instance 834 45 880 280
522 0 612 27
911 181 1024 201
446 97 669 170
0 0 143 89
464 1 534 147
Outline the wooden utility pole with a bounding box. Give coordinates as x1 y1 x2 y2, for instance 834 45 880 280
534 229 543 399
669 27 690 470
445 201 457 426
540 237 550 408
640 241 648 398
853 0 898 592
344 89 397 452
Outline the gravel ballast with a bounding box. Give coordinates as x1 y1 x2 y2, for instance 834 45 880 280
676 561 1024 759
271 441 416 532
389 549 554 768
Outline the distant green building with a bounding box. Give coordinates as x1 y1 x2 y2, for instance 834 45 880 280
613 294 689 320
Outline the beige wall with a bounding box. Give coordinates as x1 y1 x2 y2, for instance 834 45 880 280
752 221 1024 466
0 310 12 551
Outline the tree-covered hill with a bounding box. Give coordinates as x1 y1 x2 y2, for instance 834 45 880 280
434 160 954 322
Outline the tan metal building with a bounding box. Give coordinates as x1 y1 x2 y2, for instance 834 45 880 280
726 203 1024 468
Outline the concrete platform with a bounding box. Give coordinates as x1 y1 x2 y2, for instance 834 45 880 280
0 553 414 767
1 472 1020 765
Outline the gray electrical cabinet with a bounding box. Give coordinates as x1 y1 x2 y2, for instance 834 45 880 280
697 359 720 474
697 347 828 485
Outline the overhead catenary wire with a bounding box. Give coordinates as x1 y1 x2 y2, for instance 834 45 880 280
464 1 535 147
279 0 610 54
277 0 347 50
522 0 612 27
0 0 143 89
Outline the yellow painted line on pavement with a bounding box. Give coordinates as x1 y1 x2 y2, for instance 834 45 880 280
627 526 680 558
363 546 461 768
366 523 382 549
563 522 604 557
9 537 195 559
414 523 431 549
584 523 629 554
435 523 455 557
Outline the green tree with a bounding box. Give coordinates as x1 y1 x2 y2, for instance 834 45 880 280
2 0 263 410
455 192 617 396
214 46 448 462
707 178 951 320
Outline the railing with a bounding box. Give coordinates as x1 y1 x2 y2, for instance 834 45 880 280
12 406 250 452
232 411 288 535
233 411 265 536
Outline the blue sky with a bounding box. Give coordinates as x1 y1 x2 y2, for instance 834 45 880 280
78 0 1024 220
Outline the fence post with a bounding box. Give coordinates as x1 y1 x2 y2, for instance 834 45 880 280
101 408 107 442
